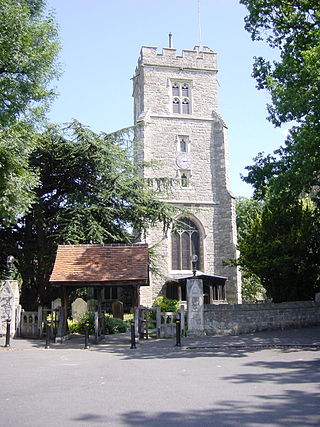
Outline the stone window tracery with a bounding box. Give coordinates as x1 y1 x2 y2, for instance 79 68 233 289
171 217 201 270
171 81 191 115
173 98 180 114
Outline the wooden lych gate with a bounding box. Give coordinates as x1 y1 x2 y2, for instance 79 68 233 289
49 244 149 342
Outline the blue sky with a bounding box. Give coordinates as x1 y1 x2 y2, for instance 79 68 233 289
46 0 289 197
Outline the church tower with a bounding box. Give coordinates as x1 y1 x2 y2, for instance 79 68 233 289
132 44 241 305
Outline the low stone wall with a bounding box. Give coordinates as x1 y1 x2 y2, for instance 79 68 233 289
204 301 320 336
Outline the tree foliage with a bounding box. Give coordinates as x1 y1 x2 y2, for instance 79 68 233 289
236 196 263 240
237 2 320 301
0 0 60 126
240 1 320 204
237 199 320 302
0 0 60 222
0 121 176 308
235 197 265 302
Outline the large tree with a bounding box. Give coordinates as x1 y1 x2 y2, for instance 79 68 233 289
236 199 320 302
235 197 265 302
0 121 176 308
0 0 60 222
237 1 320 301
240 1 320 204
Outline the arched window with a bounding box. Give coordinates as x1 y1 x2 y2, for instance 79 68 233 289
173 98 180 114
182 99 190 114
180 138 187 152
171 217 201 270
182 84 189 97
172 83 179 96
181 172 188 187
171 81 191 115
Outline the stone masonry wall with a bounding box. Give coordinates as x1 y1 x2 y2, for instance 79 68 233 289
133 45 241 306
204 301 320 336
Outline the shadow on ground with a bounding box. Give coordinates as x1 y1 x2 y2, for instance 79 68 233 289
71 389 320 426
3 326 320 361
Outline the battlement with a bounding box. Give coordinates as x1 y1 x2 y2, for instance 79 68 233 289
136 45 217 73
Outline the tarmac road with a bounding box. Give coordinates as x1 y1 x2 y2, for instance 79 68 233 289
1 327 320 426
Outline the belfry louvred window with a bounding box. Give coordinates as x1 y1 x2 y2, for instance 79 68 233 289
172 82 191 114
182 99 190 114
173 98 180 114
182 84 189 97
171 218 200 270
172 83 179 96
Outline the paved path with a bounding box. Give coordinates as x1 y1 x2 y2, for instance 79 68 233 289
1 327 320 426
1 325 320 352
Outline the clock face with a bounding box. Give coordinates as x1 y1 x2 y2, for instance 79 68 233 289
176 153 192 169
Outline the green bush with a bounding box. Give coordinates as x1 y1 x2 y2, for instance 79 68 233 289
69 311 95 334
68 311 127 335
67 319 79 333
153 296 180 312
104 316 127 334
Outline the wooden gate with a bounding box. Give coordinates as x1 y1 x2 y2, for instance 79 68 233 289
136 305 185 339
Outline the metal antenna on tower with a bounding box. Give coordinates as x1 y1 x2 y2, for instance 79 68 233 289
198 0 202 48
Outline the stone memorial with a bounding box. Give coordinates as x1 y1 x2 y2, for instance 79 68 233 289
112 301 124 320
187 278 204 335
52 298 61 310
0 280 20 337
71 298 88 321
87 299 98 312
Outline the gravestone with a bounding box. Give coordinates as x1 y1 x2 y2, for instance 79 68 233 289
187 278 204 335
87 299 97 312
112 301 124 320
52 298 61 311
72 298 88 321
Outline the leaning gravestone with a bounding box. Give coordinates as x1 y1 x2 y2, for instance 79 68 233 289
187 278 204 335
72 298 88 321
112 301 124 320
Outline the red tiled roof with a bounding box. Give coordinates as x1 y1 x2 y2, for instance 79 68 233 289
50 244 149 285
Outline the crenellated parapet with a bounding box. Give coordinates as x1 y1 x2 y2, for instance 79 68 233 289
135 45 217 74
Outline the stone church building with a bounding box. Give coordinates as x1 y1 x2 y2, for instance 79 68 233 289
132 44 241 306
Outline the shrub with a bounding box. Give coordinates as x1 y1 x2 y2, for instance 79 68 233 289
69 311 95 334
67 312 128 335
67 319 79 333
153 296 180 312
104 315 127 334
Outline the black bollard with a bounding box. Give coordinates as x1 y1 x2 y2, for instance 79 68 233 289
45 319 51 349
130 319 136 349
175 316 181 347
84 320 90 349
4 318 11 347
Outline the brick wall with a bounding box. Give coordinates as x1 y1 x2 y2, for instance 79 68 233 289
204 301 320 335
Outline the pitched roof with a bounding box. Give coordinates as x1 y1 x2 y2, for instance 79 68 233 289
50 244 149 286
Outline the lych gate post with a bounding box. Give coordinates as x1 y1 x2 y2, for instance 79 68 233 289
186 278 204 336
